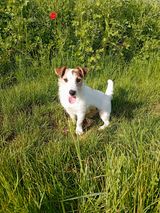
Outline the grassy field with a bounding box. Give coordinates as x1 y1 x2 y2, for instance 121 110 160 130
0 53 160 212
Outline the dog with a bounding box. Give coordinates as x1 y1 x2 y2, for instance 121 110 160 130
55 66 113 135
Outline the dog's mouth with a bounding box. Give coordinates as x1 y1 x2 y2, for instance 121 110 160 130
69 95 76 104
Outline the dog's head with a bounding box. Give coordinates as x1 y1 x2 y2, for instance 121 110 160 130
55 66 87 104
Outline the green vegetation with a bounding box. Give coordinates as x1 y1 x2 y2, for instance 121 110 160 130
0 0 160 212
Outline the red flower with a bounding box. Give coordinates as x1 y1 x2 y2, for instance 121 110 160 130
49 11 57 20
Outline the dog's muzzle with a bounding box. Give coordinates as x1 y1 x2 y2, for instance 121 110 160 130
68 90 76 104
69 90 76 96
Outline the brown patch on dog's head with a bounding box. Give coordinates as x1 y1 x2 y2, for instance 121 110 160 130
71 67 87 85
55 66 67 77
76 67 88 78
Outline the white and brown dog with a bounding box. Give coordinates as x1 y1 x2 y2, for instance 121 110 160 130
55 66 113 135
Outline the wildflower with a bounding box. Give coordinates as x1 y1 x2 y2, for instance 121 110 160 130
49 11 57 20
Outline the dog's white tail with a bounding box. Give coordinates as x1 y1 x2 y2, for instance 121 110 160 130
105 79 113 98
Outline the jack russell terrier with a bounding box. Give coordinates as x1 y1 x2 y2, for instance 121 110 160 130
55 66 113 135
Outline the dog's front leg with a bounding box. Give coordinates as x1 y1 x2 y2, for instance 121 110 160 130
69 112 76 123
66 109 76 123
76 113 85 135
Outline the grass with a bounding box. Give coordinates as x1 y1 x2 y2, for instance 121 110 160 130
0 54 160 212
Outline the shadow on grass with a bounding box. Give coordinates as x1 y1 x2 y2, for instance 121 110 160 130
112 88 143 120
82 87 143 131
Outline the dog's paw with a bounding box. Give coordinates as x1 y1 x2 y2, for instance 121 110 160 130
98 125 105 131
76 128 84 135
71 118 76 124
98 122 109 131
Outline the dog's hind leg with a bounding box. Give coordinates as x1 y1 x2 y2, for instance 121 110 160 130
99 111 110 130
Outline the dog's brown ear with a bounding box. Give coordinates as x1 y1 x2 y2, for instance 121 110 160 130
77 67 88 78
55 66 67 77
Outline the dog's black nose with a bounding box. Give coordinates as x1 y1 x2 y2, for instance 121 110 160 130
69 90 76 96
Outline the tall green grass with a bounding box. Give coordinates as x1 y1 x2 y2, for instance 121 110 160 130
0 53 160 212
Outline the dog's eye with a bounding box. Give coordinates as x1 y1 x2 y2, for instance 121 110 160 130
64 78 68 82
76 78 81 83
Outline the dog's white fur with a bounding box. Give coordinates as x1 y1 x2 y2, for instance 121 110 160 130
55 67 113 135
